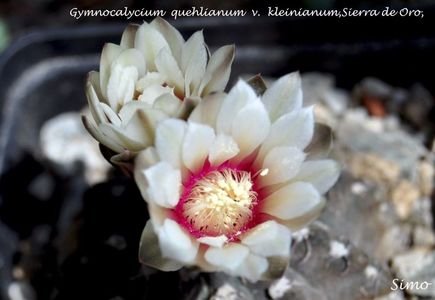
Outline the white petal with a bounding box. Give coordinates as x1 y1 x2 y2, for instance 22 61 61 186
99 102 121 126
199 45 235 96
231 99 270 160
158 219 199 264
139 221 183 271
144 161 181 208
119 104 168 146
259 147 306 187
236 254 268 282
107 65 138 111
261 182 321 220
182 31 207 96
262 72 303 121
188 92 225 128
208 134 239 166
117 100 150 122
150 17 184 62
135 22 170 71
204 244 249 271
120 109 158 149
87 71 104 102
138 85 173 106
120 24 139 48
155 47 185 94
292 160 340 194
100 119 147 151
112 48 146 77
277 198 325 230
106 48 146 109
134 147 160 200
136 72 166 92
216 80 258 135
153 93 182 116
182 123 215 173
85 80 106 124
155 119 187 169
257 107 314 164
148 202 170 230
99 43 123 99
81 116 124 153
241 221 291 257
197 235 228 248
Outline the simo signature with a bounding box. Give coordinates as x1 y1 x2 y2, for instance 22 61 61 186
391 279 433 291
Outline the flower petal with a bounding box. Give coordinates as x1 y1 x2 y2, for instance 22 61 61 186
120 24 139 48
259 146 306 187
150 17 184 63
81 116 124 153
139 221 183 271
138 85 173 106
136 72 166 92
241 221 291 257
134 147 160 200
99 102 121 126
236 254 268 283
188 92 225 128
153 93 182 116
155 47 185 95
261 182 321 220
216 80 257 135
197 235 228 248
292 160 340 194
112 48 146 77
204 243 249 271
144 161 181 208
198 45 235 96
231 99 270 160
262 72 303 122
107 65 138 111
182 31 207 96
85 80 106 124
257 107 314 165
277 198 325 230
135 22 169 71
102 110 154 151
155 119 187 169
87 71 104 100
158 219 199 264
208 134 239 166
182 123 215 173
99 43 123 99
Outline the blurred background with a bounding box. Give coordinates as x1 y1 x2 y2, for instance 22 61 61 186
0 1 434 300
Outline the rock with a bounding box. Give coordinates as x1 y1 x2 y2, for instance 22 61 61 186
40 111 110 184
348 153 400 187
7 281 36 300
390 180 420 220
400 84 434 129
391 248 435 297
288 222 394 299
354 77 393 100
417 159 434 197
412 226 435 248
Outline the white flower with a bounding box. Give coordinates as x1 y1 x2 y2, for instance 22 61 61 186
82 18 235 157
135 72 340 281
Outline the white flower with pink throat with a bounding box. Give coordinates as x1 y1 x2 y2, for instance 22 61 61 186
134 72 340 281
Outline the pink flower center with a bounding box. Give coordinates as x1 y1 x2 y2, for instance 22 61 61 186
174 166 261 239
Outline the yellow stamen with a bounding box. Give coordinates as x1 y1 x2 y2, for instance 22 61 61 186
183 169 257 236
